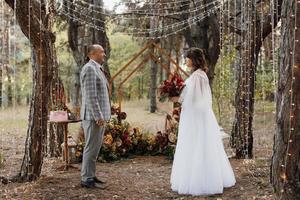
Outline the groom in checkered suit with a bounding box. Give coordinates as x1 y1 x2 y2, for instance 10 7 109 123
80 44 111 189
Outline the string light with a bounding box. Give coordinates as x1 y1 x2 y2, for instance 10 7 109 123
99 1 216 19
245 0 250 158
62 2 186 28
13 0 16 117
217 0 224 122
109 0 193 6
271 0 278 101
57 0 222 51
0 0 4 110
39 0 45 157
67 0 195 12
24 0 32 166
228 0 260 158
59 4 220 39
280 0 298 188
60 1 220 33
240 0 246 158
63 0 195 16
260 0 267 140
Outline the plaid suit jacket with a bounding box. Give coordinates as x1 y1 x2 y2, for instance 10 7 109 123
80 59 111 121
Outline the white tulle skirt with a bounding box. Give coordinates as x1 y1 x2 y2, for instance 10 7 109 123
170 107 236 196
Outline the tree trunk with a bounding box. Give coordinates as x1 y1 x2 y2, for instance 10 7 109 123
230 0 282 158
138 77 141 99
182 0 220 85
263 35 273 61
48 78 67 157
159 56 164 83
92 0 111 79
1 6 11 107
16 83 22 105
5 0 58 181
149 44 158 113
67 9 86 108
4 20 12 107
271 0 300 198
141 76 144 98
231 48 259 158
67 0 111 108
6 67 12 106
48 124 64 157
0 66 2 107
148 2 159 113
0 1 2 107
230 0 257 158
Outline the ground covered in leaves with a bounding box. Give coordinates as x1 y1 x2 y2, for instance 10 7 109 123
0 156 274 200
0 101 276 199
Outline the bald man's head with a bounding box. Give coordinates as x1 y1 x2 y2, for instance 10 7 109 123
87 44 106 65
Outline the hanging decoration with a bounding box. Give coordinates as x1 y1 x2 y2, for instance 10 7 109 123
59 0 221 39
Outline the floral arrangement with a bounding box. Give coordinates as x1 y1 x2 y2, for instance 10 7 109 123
75 104 181 162
157 73 185 102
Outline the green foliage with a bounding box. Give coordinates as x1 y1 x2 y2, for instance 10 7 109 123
212 45 237 124
212 42 277 128
6 18 277 111
1 26 32 106
54 22 77 100
2 23 76 107
107 26 151 101
255 60 276 101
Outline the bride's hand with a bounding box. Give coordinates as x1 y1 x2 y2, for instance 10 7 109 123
170 97 179 102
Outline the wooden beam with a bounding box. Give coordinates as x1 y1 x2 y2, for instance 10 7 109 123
149 53 172 75
118 55 151 90
110 41 152 82
152 42 189 77
109 41 153 95
117 55 151 112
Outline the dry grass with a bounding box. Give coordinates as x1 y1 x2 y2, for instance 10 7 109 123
122 99 174 133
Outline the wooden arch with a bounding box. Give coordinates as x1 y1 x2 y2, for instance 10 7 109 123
109 40 189 111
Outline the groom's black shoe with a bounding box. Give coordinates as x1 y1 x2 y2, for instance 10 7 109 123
80 179 106 189
93 177 106 184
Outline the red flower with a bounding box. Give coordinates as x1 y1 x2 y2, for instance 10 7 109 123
158 73 185 102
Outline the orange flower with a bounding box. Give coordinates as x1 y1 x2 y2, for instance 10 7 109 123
104 134 113 146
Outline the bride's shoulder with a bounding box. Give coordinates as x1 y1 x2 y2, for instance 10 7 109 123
192 69 208 80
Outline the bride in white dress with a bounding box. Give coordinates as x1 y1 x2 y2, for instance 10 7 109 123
170 48 236 196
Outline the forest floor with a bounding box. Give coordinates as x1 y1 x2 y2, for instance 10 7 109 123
0 100 276 200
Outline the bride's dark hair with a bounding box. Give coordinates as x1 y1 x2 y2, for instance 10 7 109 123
186 48 208 73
